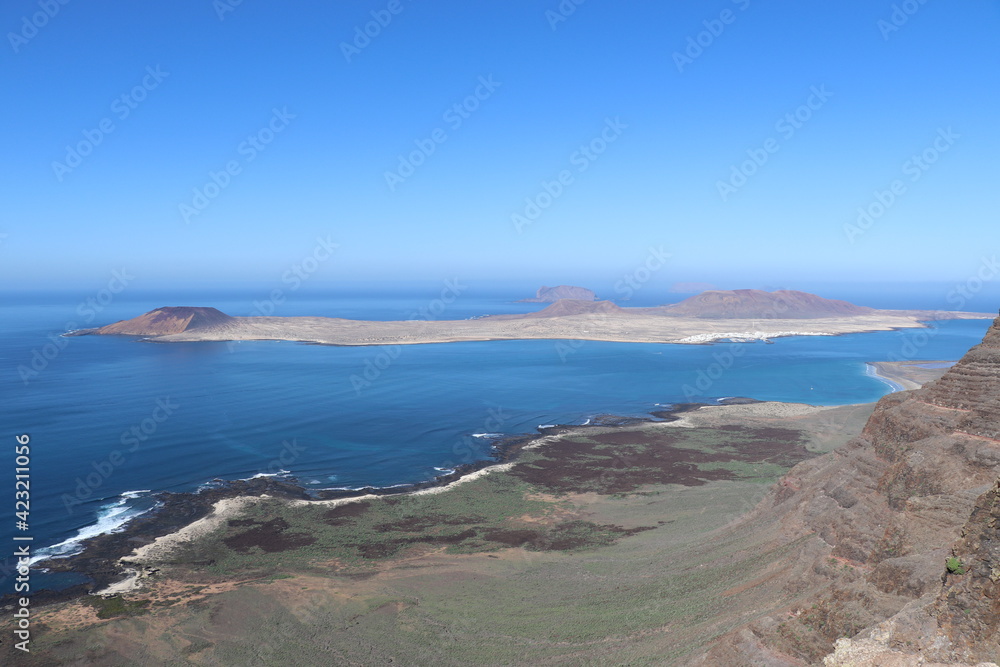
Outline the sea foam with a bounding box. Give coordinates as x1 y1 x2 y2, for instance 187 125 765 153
30 492 154 566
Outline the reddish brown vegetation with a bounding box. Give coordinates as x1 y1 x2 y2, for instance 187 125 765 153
510 425 811 494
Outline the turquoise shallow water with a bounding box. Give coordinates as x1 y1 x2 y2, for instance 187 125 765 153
0 289 993 589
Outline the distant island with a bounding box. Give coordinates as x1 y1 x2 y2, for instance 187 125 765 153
517 285 597 303
668 281 718 293
25 312 1000 665
67 290 993 347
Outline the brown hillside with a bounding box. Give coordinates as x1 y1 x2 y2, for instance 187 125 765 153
95 307 234 336
663 289 874 319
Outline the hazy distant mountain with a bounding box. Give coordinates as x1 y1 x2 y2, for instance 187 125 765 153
518 285 596 303
521 299 622 318
661 289 874 319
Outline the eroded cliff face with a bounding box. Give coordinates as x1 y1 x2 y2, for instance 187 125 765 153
696 315 1000 666
934 479 1000 657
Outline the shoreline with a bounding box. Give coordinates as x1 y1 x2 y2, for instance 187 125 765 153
867 359 957 392
10 399 890 665
866 362 907 392
68 312 994 348
17 362 956 604
111 400 822 591
102 399 874 599
11 400 799 603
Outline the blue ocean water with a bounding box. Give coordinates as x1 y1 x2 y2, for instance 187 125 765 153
0 288 994 590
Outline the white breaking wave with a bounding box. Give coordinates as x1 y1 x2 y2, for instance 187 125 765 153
30 494 154 566
240 469 291 481
471 433 503 438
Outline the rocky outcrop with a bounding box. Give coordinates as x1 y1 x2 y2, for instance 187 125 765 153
695 314 1000 665
820 476 1000 666
663 289 874 319
933 479 1000 658
518 285 597 303
90 306 234 336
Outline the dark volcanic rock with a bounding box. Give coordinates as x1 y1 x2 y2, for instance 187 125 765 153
932 478 1000 659
0 478 310 604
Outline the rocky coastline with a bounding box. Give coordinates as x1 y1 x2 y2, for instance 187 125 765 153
6 403 721 609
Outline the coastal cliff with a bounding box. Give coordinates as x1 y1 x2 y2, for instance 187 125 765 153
698 314 1000 665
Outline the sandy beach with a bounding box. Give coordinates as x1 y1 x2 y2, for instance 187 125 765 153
867 359 955 391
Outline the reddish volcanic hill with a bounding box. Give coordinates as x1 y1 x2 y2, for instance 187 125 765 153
95 307 234 336
662 289 874 319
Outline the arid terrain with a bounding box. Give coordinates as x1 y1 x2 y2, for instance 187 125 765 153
71 290 991 347
3 400 877 666
16 312 1000 665
4 357 980 666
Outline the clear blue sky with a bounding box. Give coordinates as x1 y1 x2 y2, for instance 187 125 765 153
3 0 999 293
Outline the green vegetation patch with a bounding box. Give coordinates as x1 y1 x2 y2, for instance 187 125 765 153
173 473 658 576
84 595 152 619
946 556 966 575
166 423 818 579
